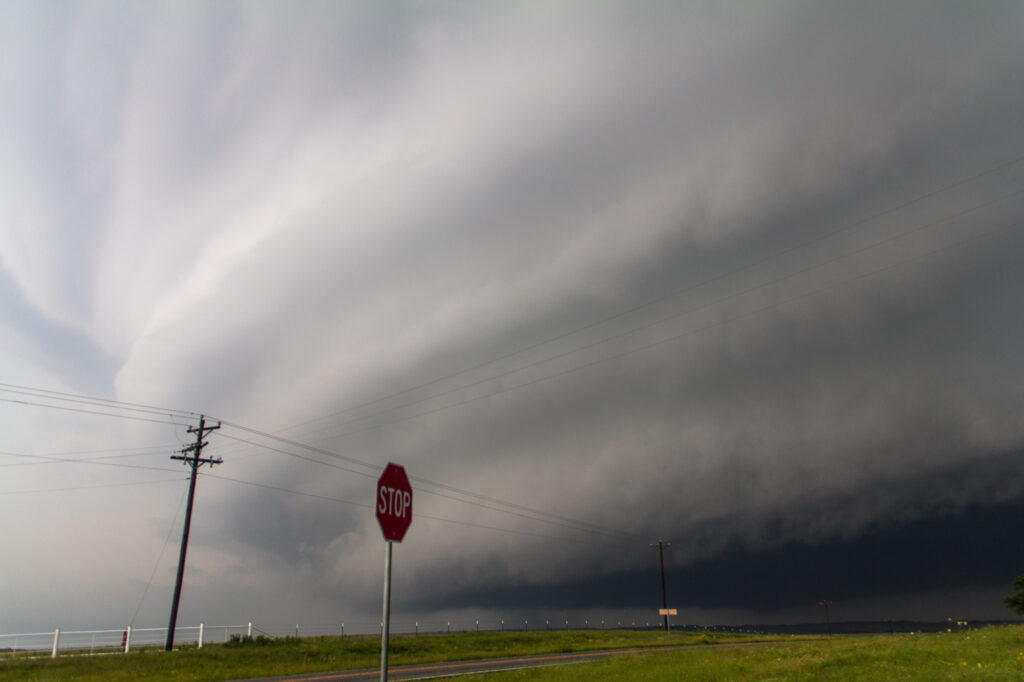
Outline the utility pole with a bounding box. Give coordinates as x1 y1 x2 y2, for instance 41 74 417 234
649 541 671 632
819 600 833 637
165 415 221 651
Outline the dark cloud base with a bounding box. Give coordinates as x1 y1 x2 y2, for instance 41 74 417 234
421 491 1024 615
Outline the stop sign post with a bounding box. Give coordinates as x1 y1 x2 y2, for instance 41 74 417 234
377 463 412 682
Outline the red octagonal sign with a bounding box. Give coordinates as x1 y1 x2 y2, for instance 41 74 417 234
376 462 413 542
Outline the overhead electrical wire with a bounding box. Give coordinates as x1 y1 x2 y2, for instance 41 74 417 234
205 472 591 542
0 382 198 420
0 383 616 536
0 377 616 539
0 477 183 496
216 422 635 538
0 448 181 469
0 450 185 475
0 443 174 458
0 396 182 426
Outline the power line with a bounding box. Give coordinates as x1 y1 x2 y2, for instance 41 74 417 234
0 449 182 469
0 382 198 420
205 473 587 542
0 443 174 458
0 477 183 495
0 396 181 426
216 423 634 538
0 450 185 475
0 385 636 537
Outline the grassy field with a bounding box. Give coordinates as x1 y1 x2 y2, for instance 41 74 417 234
473 626 1024 681
0 629 760 681
2 626 1023 680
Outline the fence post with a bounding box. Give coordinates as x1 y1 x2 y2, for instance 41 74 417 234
247 622 252 638
125 626 132 653
51 629 60 658
341 623 345 637
198 623 204 649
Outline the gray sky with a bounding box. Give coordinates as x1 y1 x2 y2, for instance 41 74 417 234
2 1 1024 634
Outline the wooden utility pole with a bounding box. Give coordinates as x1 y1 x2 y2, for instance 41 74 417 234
165 415 221 651
650 541 671 632
819 600 833 637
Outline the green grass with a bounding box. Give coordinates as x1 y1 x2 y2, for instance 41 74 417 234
471 626 1024 681
6 627 1024 681
0 629 759 681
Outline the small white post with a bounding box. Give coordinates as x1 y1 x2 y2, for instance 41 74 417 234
341 623 345 637
198 623 204 649
125 626 132 653
51 629 60 658
247 622 252 638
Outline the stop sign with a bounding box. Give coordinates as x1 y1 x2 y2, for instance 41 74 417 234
376 463 413 542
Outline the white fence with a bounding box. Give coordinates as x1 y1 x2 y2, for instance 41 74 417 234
0 616 684 658
0 623 253 658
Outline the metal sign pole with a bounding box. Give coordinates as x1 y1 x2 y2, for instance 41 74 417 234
380 540 393 682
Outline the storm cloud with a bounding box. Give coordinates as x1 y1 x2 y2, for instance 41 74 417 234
2 1 1024 633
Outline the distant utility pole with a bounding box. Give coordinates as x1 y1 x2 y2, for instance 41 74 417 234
165 415 221 651
649 541 671 632
819 600 833 637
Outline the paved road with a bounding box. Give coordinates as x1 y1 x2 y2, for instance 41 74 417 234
237 641 771 681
